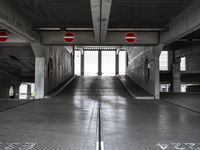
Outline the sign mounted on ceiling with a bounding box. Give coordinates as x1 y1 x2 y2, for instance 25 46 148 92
64 32 75 43
0 31 8 42
125 32 136 43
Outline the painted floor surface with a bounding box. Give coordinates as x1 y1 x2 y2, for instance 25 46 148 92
0 76 200 150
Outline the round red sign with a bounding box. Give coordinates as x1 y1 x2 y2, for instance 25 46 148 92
125 32 136 43
0 31 8 42
64 32 74 43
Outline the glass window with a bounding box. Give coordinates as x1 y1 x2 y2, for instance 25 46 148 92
159 51 168 71
180 57 186 71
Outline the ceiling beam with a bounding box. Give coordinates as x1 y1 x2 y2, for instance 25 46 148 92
160 0 200 46
32 27 168 32
101 0 112 43
0 0 39 42
90 0 101 43
90 0 112 44
41 31 158 46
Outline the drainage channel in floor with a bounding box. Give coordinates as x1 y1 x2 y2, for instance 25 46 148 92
96 101 104 150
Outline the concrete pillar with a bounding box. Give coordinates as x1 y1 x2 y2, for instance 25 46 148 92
35 57 45 99
125 51 129 67
115 50 119 75
154 57 161 99
168 51 174 92
81 50 84 76
98 50 102 76
172 58 181 92
14 85 20 99
27 84 31 99
72 47 75 75
31 43 46 99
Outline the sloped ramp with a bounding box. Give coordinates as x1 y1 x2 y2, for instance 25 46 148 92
117 75 154 100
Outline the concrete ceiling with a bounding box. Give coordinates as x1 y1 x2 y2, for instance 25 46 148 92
9 0 194 29
109 0 194 28
0 45 35 82
9 0 93 28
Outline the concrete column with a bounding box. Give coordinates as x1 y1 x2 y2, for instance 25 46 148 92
72 47 75 75
125 51 129 67
98 50 102 76
35 57 45 99
115 50 119 75
168 51 174 92
27 84 31 99
172 58 181 92
14 85 20 99
81 50 84 76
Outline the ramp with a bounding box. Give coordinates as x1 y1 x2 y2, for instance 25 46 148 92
117 75 154 100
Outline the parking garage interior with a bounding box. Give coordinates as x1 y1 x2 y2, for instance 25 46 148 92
0 0 200 150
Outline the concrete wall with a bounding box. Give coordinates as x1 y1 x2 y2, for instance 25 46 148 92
126 45 162 99
186 54 200 72
43 46 73 93
0 75 20 99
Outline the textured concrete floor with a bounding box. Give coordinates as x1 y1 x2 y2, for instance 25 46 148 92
0 100 33 112
161 93 200 113
0 76 200 150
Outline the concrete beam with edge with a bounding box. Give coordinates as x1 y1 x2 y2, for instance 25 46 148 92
41 31 158 46
0 0 39 42
160 0 200 46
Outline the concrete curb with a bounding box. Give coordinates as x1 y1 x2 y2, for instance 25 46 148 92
44 75 76 99
117 75 154 100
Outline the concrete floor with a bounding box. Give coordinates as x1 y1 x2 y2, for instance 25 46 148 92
0 76 200 150
161 93 200 113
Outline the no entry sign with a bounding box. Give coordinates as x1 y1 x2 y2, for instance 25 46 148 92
0 31 8 42
64 32 74 43
125 32 136 43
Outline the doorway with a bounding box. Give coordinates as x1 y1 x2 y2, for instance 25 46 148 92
84 51 98 76
102 51 115 76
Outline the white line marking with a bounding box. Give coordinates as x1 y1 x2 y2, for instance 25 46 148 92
0 36 8 38
64 36 74 38
126 37 136 39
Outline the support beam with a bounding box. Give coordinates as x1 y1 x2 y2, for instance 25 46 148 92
160 0 200 46
0 0 39 42
115 50 119 75
101 0 112 43
72 47 75 75
35 57 45 99
80 50 84 76
172 58 181 92
31 43 45 99
98 50 102 76
90 0 101 43
27 84 31 99
41 31 158 46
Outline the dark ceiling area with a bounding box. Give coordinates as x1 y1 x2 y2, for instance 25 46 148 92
109 0 194 28
9 0 93 28
0 45 35 81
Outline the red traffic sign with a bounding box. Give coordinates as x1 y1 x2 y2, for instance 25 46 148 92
64 32 75 43
125 32 136 43
0 31 8 42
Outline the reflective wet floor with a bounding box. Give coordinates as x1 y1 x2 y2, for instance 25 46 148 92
0 76 200 150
